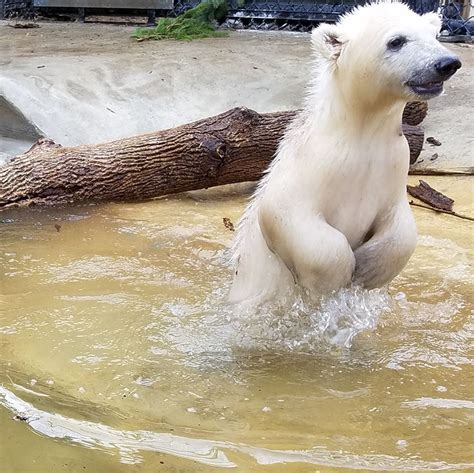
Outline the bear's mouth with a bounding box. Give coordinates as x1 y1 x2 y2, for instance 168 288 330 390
407 81 444 97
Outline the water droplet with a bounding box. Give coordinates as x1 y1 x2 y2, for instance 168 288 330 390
397 439 408 449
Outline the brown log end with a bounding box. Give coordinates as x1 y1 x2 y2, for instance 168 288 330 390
402 123 424 164
403 101 428 126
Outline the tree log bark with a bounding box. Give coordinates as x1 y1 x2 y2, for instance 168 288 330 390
402 101 428 126
404 123 425 165
0 107 424 209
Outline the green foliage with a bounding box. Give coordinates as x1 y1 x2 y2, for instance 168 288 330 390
183 0 228 23
133 0 228 41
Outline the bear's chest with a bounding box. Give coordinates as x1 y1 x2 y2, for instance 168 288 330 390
312 140 408 248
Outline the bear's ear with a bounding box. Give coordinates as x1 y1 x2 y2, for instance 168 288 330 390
311 23 344 62
422 12 442 31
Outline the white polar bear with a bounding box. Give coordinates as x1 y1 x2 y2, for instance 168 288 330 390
229 0 461 305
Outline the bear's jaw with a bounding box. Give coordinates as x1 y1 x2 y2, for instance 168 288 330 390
406 80 444 99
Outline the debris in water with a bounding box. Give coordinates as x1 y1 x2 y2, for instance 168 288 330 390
426 136 442 146
430 153 439 161
407 180 454 212
13 414 29 422
223 217 235 232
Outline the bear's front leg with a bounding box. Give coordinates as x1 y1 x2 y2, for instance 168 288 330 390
259 204 356 297
353 202 417 289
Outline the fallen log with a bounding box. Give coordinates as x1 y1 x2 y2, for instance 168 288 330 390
0 106 424 209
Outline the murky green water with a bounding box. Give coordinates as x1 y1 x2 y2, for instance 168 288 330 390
1 178 473 472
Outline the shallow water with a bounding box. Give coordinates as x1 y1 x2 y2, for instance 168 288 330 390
1 179 473 472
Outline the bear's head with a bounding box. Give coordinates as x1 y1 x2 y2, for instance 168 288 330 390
311 1 461 103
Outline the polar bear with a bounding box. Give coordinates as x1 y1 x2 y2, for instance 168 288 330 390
229 1 461 305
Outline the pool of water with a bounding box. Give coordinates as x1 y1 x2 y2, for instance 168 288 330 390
1 178 473 472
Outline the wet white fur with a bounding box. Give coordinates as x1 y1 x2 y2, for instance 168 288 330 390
230 1 453 305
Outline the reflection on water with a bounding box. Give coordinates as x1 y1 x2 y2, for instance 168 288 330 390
2 386 472 470
0 186 473 472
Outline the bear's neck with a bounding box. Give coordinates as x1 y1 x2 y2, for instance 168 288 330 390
306 72 406 135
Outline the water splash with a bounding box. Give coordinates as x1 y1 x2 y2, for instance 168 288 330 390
229 285 393 352
165 284 394 361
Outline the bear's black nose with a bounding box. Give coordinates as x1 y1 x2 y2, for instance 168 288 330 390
435 56 462 80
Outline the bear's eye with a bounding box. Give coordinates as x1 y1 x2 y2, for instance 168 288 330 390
387 36 407 51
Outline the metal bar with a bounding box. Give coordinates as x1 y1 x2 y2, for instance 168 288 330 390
33 0 172 9
146 8 156 26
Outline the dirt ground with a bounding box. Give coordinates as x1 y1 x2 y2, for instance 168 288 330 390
0 21 472 173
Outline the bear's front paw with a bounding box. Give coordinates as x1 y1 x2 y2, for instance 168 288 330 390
353 243 386 289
